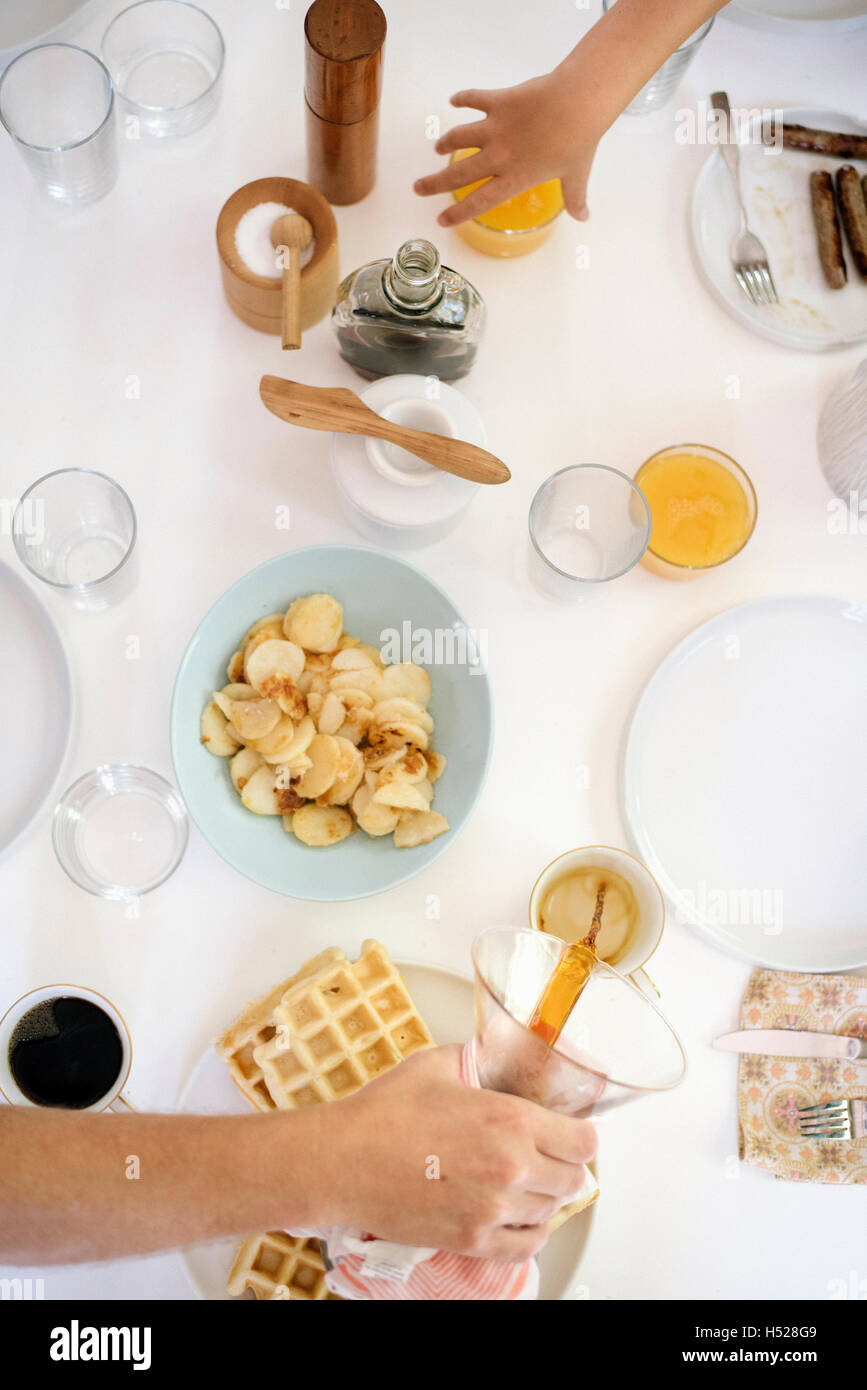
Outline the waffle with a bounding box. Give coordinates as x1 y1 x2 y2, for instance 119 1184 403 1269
253 939 435 1109
216 948 345 1112
227 1232 340 1301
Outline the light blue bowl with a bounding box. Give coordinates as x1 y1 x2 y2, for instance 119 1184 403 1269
171 545 493 901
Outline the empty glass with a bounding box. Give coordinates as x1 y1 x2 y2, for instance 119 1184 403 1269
103 0 225 138
53 765 189 900
602 0 714 116
13 469 137 611
472 928 686 1117
528 464 651 599
0 44 118 204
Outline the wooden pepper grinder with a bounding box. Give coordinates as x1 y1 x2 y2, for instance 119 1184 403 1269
304 0 386 206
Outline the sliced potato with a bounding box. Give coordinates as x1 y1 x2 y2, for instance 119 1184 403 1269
376 748 428 786
351 782 372 819
242 618 288 679
213 683 256 719
294 733 341 799
246 639 305 693
228 697 282 741
332 686 374 710
279 714 316 763
258 675 307 721
292 803 355 847
368 720 430 751
240 765 281 815
363 744 408 772
393 809 450 848
425 750 447 782
226 650 245 684
317 691 345 735
416 778 434 805
244 612 286 642
330 668 384 700
285 594 343 653
306 690 324 720
357 799 401 837
249 712 296 757
295 669 313 695
318 743 364 806
372 698 434 734
372 781 430 812
230 746 262 792
282 812 295 836
357 643 385 668
201 700 241 756
337 709 369 745
382 662 432 707
331 647 376 672
284 752 312 776
276 783 305 814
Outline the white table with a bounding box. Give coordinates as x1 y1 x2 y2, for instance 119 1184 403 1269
1 0 865 1301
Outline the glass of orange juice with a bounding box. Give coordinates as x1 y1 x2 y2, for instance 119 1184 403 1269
449 148 563 257
634 444 757 580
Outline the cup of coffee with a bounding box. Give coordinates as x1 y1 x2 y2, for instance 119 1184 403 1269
529 845 665 995
0 985 132 1111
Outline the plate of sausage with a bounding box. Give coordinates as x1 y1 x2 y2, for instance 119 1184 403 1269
692 106 867 350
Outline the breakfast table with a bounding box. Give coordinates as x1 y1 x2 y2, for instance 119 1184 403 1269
1 0 866 1302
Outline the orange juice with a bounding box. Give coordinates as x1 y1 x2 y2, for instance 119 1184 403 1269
635 445 756 578
450 148 563 257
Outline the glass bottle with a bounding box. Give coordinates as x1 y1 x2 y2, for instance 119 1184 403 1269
331 238 486 380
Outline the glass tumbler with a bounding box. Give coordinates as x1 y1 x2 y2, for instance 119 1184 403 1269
528 464 651 600
103 0 225 138
0 43 117 204
602 1 714 116
472 928 686 1118
13 469 137 611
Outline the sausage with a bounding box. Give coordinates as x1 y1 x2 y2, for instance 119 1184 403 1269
777 123 867 160
810 171 847 290
836 165 867 278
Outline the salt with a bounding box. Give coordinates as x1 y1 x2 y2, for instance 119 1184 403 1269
234 201 315 279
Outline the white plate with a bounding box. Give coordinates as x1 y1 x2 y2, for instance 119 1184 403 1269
176 961 596 1302
0 561 72 858
723 0 867 35
623 596 867 973
692 107 867 350
0 0 99 61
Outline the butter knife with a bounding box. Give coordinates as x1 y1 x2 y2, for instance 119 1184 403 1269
714 1030 867 1061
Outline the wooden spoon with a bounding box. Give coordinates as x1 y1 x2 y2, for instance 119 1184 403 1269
270 213 314 350
259 376 511 486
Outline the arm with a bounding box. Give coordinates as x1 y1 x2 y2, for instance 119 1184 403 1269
415 0 727 225
0 1046 596 1266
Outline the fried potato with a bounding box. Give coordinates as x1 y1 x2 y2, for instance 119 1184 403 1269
368 720 430 752
244 612 286 642
337 709 370 745
331 686 374 710
318 743 364 806
213 683 256 719
240 765 281 815
285 594 343 653
230 746 262 792
317 691 345 736
245 639 305 692
292 803 355 846
330 668 384 700
226 650 245 684
376 748 428 786
393 810 450 848
294 733 341 798
282 812 295 835
228 697 281 741
248 712 296 757
382 662 432 707
371 698 434 734
425 750 447 782
277 714 315 763
372 781 430 812
357 798 401 837
201 700 242 756
258 675 307 721
331 647 376 672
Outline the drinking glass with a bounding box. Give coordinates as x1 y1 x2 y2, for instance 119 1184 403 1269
471 928 686 1117
13 468 137 611
602 1 715 116
103 0 225 138
528 464 651 600
0 43 118 204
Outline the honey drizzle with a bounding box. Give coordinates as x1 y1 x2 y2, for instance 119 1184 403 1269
527 885 606 1048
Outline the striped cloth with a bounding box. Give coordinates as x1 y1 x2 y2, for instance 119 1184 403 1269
293 1041 538 1300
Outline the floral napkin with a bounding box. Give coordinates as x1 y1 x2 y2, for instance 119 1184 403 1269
737 969 867 1184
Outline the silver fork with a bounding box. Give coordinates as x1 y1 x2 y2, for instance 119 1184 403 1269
797 1099 866 1141
710 90 778 307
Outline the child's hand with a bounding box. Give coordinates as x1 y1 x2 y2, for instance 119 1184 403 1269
414 68 603 228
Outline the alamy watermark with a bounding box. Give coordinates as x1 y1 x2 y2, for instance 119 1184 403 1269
379 621 488 675
675 101 784 152
1 496 44 547
675 881 784 936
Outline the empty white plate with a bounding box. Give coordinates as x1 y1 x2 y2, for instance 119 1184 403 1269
176 960 596 1301
0 0 98 62
723 1 867 34
0 561 72 858
692 107 867 350
623 596 867 973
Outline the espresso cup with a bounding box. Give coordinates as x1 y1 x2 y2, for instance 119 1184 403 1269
0 984 133 1111
529 845 665 995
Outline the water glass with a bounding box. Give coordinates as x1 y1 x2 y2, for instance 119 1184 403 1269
602 1 714 116
0 43 118 204
103 0 225 138
472 928 686 1117
13 469 137 611
528 464 651 600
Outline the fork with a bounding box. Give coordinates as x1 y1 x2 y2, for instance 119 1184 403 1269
710 91 779 307
797 1099 866 1141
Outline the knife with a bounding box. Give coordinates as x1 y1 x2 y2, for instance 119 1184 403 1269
714 1030 867 1061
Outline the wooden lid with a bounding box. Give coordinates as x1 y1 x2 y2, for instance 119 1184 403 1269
305 0 386 125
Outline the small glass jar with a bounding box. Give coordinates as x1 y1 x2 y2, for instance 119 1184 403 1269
449 149 563 258
331 238 486 380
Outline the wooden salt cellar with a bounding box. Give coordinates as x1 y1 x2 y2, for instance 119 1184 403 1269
304 0 386 206
216 177 339 335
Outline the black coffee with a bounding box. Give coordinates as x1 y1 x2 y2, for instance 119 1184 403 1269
8 996 124 1108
